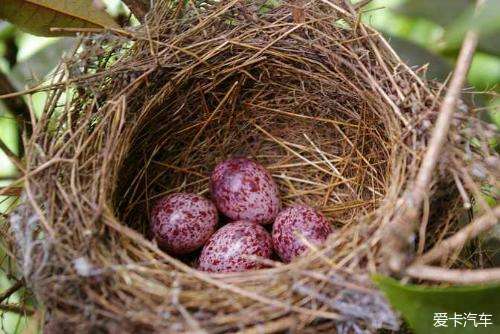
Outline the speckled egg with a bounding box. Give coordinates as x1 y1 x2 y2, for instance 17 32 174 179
210 158 280 224
272 205 332 263
198 221 273 272
150 193 218 255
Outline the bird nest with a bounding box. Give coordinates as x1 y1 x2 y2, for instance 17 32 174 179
5 0 498 333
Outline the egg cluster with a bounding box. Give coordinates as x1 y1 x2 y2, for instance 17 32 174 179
150 158 333 273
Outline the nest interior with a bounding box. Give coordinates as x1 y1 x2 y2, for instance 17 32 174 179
117 20 395 235
11 0 495 333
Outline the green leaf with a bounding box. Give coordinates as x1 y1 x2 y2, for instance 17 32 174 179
468 52 500 91
477 34 500 57
396 0 500 56
0 0 118 37
0 107 18 177
0 22 15 40
445 0 500 56
10 37 75 88
395 0 470 27
373 275 500 334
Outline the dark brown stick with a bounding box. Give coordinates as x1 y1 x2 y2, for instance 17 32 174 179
0 71 30 161
122 0 151 21
0 137 23 170
0 71 32 137
0 303 35 315
0 279 25 303
0 186 22 196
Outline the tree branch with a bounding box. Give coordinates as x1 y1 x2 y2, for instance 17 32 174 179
384 1 483 273
122 0 151 21
405 265 500 285
410 29 479 225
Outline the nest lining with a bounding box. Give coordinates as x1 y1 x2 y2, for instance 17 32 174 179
6 0 497 333
117 57 394 235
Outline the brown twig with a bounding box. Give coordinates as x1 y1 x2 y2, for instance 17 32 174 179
411 28 479 223
0 71 30 159
0 138 23 171
0 71 31 136
0 303 35 316
385 1 482 273
0 175 17 181
405 265 500 285
353 0 374 10
0 186 22 197
122 0 150 21
415 206 500 265
238 316 297 334
0 279 25 303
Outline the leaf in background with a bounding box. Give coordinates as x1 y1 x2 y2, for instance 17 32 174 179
395 0 470 27
0 22 18 68
373 275 500 334
477 36 500 57
445 0 500 56
0 106 18 178
468 52 500 91
0 22 15 41
0 0 118 37
10 38 75 88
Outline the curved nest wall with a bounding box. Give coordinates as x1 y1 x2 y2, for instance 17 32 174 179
7 0 498 333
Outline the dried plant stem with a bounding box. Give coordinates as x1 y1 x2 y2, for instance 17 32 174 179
416 206 500 265
238 316 297 334
405 265 500 285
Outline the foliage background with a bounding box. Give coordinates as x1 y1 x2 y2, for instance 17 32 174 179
0 0 498 333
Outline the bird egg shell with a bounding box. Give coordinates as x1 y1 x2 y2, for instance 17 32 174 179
272 205 332 262
210 158 280 224
150 193 218 255
199 221 273 272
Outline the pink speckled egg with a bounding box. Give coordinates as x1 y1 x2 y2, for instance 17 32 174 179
272 205 332 263
150 193 218 255
198 221 273 272
210 158 280 224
